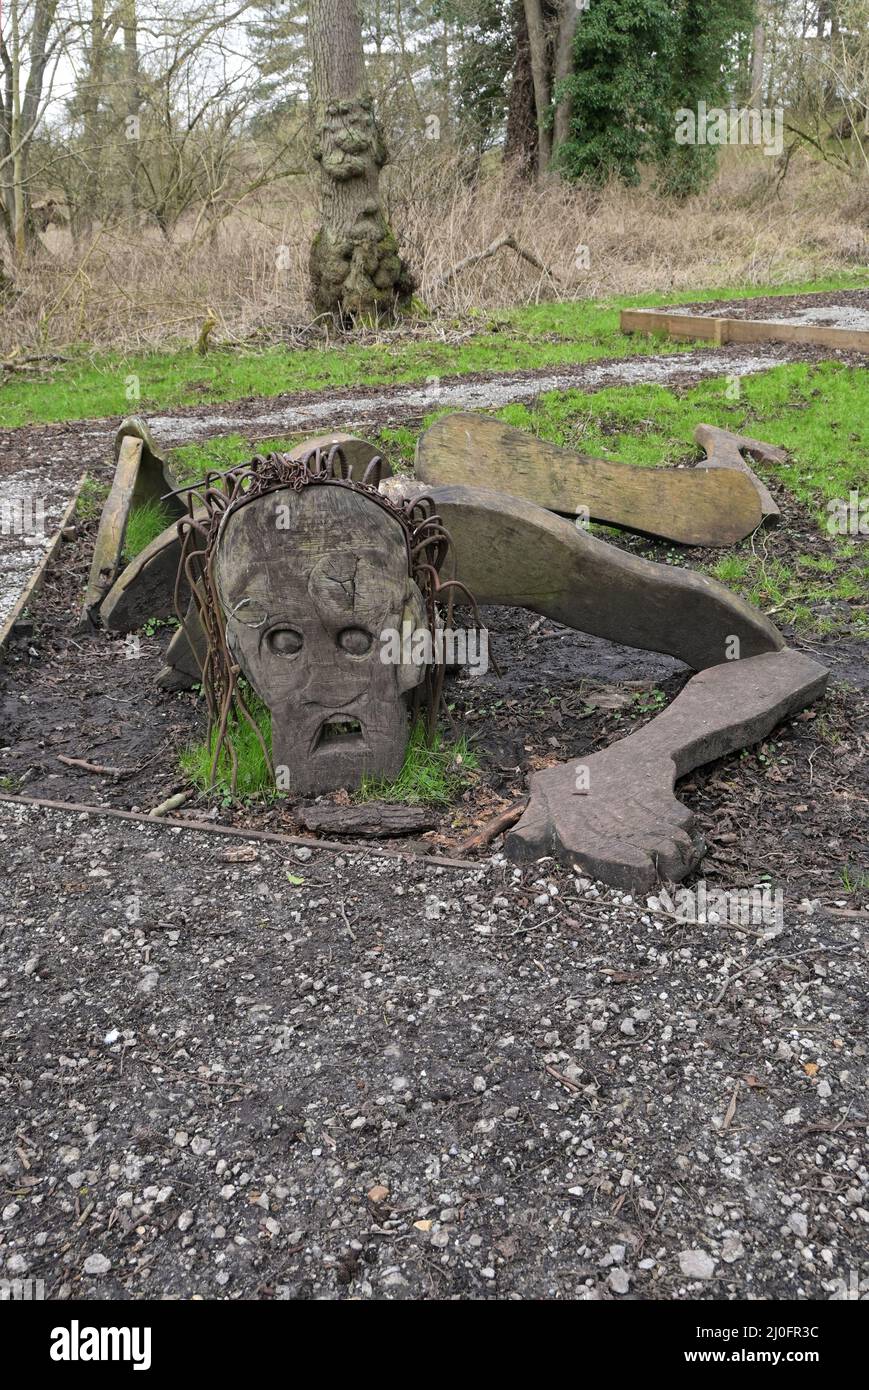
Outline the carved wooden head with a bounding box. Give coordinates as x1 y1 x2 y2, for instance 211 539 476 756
215 484 427 795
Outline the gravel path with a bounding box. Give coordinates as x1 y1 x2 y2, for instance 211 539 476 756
142 344 817 446
1 799 865 1301
0 340 850 477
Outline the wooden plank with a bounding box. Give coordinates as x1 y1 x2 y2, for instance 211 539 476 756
620 306 869 352
415 411 763 547
79 417 186 628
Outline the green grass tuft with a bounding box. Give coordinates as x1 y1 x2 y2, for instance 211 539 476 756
357 723 478 806
75 476 110 521
179 708 476 807
180 701 273 799
123 498 176 562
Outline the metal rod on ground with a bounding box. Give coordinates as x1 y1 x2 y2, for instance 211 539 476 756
0 792 482 870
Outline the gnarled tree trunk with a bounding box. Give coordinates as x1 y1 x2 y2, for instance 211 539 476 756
308 0 413 321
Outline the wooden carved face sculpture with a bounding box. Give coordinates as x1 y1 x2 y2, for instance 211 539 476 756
215 484 427 796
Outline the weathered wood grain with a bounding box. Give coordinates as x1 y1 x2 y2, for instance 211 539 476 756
693 423 781 522
298 802 437 837
383 481 784 670
215 484 426 796
415 412 766 546
620 307 869 353
80 417 185 629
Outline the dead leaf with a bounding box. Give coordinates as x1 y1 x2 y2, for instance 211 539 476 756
222 845 259 863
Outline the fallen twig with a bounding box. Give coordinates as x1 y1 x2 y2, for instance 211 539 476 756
457 797 529 854
148 790 194 818
57 754 125 777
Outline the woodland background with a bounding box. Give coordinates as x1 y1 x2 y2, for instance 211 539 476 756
1 0 868 351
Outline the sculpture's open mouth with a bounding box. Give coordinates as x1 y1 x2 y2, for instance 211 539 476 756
313 717 365 752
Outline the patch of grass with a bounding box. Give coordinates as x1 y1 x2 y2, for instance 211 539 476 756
180 701 273 799
75 476 110 521
2 272 866 429
169 427 414 487
179 707 476 807
711 555 751 583
140 615 178 637
841 863 869 894
123 498 176 562
357 722 479 806
372 424 418 473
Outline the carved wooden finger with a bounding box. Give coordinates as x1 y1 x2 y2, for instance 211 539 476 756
505 650 829 889
384 481 783 670
693 424 781 523
79 417 184 629
416 412 769 546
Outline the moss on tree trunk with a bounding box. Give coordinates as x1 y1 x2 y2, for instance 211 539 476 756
308 1 413 322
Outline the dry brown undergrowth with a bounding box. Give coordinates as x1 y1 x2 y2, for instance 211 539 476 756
1 148 866 355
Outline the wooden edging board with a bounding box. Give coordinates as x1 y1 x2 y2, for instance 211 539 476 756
619 307 869 353
0 473 88 653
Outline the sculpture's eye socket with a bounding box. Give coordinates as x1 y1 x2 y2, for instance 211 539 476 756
268 627 303 656
338 627 372 656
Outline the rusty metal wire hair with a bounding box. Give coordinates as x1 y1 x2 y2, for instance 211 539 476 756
171 443 491 794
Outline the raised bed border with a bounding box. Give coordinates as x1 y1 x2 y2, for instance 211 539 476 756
620 307 869 353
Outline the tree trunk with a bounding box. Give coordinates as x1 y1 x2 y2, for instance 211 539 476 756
121 0 141 219
505 0 538 178
522 0 552 180
749 17 766 109
2 0 59 256
308 0 413 321
552 0 579 152
76 0 109 239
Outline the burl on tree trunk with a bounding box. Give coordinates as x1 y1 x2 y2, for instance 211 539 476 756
308 0 413 320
